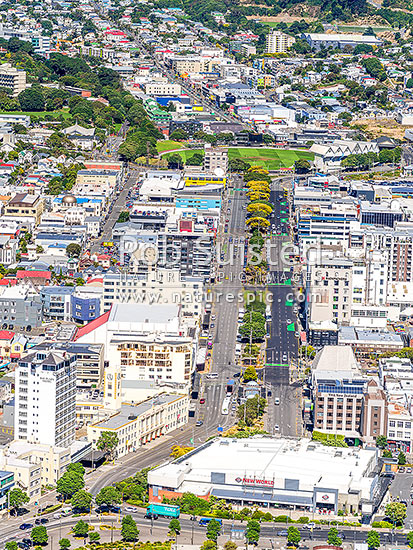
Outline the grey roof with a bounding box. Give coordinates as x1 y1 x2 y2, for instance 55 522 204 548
109 303 179 323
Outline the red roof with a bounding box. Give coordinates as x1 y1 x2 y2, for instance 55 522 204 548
0 278 17 286
74 309 110 341
0 330 14 340
17 270 51 280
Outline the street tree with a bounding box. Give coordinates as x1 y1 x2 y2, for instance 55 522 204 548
71 490 92 511
376 435 387 449
31 526 48 546
66 463 85 476
89 532 100 544
398 451 407 465
224 542 238 550
121 515 139 542
407 531 413 548
246 519 260 544
56 470 85 500
8 488 29 515
327 527 342 546
59 539 71 550
201 542 217 550
73 520 89 538
287 526 301 546
5 542 18 550
97 431 119 460
367 530 380 550
243 365 258 383
65 243 82 258
206 519 221 542
169 518 181 535
96 486 122 507
385 501 407 526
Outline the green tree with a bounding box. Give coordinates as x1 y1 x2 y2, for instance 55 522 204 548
59 538 71 550
246 519 260 544
398 451 407 465
95 486 122 507
287 526 301 546
406 78 413 89
243 365 258 383
206 519 221 542
18 87 45 111
36 245 44 254
367 530 380 550
229 158 251 172
66 462 85 476
118 211 130 223
5 542 18 550
407 531 413 548
31 525 48 546
71 490 92 511
73 520 89 538
237 395 266 427
169 129 188 141
186 152 204 166
294 159 311 174
97 431 119 460
385 501 407 526
89 532 100 543
376 435 387 449
66 243 82 258
8 488 29 515
327 527 342 546
169 518 181 535
383 449 393 458
224 542 238 550
167 153 184 169
121 515 139 542
201 542 217 550
56 470 85 500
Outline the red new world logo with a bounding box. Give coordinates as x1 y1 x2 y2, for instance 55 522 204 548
235 477 274 486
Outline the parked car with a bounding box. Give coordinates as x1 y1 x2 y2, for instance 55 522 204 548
19 524 33 530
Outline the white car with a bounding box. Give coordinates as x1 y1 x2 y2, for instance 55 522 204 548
274 424 280 431
275 398 280 405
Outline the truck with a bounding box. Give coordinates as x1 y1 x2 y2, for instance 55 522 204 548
145 504 180 520
226 379 235 395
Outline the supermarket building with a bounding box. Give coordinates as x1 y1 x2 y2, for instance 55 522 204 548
148 437 383 516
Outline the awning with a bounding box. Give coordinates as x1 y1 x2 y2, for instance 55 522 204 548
211 487 313 506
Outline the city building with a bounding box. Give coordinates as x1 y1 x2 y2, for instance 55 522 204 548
148 437 380 516
4 193 44 226
203 145 228 175
87 393 189 458
265 31 295 54
15 350 77 447
0 285 42 329
0 63 26 97
40 286 74 322
302 32 382 51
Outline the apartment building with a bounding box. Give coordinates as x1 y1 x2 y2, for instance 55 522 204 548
15 350 77 448
102 269 202 317
203 145 228 175
265 31 295 54
360 379 388 445
4 193 44 225
305 257 353 324
0 63 26 97
87 393 189 458
0 285 42 328
40 286 74 322
144 81 182 95
171 57 213 76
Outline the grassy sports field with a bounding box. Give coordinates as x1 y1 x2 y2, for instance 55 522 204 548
228 147 314 170
156 140 185 153
0 108 72 120
163 147 313 170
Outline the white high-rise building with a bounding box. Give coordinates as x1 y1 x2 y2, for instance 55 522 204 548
15 350 77 447
265 31 295 54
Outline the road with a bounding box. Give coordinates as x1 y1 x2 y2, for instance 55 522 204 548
265 180 302 438
390 471 413 529
89 166 138 254
2 506 410 547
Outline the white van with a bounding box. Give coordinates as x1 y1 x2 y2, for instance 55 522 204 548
235 343 242 355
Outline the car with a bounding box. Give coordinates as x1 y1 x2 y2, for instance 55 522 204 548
407 467 412 473
22 540 32 547
124 506 137 513
17 543 29 550
286 319 292 324
233 372 241 378
19 524 33 530
274 424 280 431
277 530 288 537
200 398 206 404
196 421 204 426
400 467 406 473
275 398 280 405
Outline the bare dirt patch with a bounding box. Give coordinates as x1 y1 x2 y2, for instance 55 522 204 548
351 117 410 140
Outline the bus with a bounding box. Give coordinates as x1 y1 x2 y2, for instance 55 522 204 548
222 396 231 415
199 518 223 527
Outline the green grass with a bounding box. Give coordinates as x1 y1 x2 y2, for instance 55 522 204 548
0 108 72 120
228 148 314 170
163 147 314 170
338 25 392 32
157 140 185 153
163 148 203 162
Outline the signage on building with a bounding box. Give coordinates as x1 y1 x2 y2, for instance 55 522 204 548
235 476 274 487
315 491 335 503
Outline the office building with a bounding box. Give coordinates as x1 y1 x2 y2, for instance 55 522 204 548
0 285 42 329
203 145 228 175
266 31 295 54
15 350 77 447
0 63 26 97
